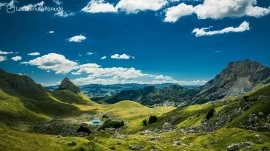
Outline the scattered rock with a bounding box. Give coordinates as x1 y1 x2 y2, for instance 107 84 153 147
258 112 264 116
227 142 252 151
75 132 89 137
128 144 143 150
172 140 181 146
267 114 270 122
162 122 174 131
140 130 155 135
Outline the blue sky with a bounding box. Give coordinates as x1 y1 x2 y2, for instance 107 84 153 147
0 0 270 86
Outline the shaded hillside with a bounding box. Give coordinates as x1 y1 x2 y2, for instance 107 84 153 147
143 84 270 133
102 85 199 106
0 69 95 123
193 59 270 104
0 68 48 101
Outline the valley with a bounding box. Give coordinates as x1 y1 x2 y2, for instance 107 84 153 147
0 60 270 151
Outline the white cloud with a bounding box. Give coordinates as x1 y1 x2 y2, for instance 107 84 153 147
19 1 45 11
0 50 13 55
116 0 167 14
28 52 40 56
54 10 75 17
100 56 107 59
82 0 118 13
0 56 6 62
22 53 78 74
86 52 94 56
48 31 55 34
71 62 207 85
164 0 270 23
68 34 87 43
164 3 194 23
11 56 22 61
192 21 250 37
111 53 132 59
194 0 270 19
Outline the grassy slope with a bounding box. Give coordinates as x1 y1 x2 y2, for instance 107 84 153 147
103 100 175 133
1 84 269 150
89 85 270 150
0 123 110 151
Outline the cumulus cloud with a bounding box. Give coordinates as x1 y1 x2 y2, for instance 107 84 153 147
22 53 77 74
164 3 194 23
111 53 133 59
11 56 22 61
20 53 207 86
100 56 107 59
28 52 40 56
116 0 167 13
194 0 270 19
0 56 6 62
0 50 13 55
82 0 118 13
71 62 207 85
68 34 87 42
192 21 250 37
164 0 270 23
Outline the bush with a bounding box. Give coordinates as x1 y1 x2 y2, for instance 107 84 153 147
205 108 215 120
142 119 147 126
77 125 91 134
99 119 124 130
102 114 109 119
148 116 158 124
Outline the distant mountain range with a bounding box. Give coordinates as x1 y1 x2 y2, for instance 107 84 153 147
1 59 270 106
93 59 270 106
47 83 182 98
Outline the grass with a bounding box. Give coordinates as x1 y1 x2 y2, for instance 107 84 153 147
1 83 270 150
0 123 111 151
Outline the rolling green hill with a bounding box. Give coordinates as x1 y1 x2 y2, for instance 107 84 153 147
0 68 270 151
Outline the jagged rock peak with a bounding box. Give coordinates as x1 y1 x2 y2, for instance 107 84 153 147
0 68 44 91
58 78 80 93
195 60 270 103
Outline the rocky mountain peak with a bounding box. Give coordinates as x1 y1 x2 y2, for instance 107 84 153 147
58 78 80 93
194 60 270 103
0 68 44 92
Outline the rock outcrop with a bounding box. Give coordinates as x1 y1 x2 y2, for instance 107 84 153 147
194 60 270 103
58 78 80 93
0 68 44 92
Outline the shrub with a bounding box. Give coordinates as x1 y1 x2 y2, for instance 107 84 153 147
205 108 215 120
142 119 147 126
77 125 91 134
148 116 158 124
99 119 124 130
102 114 109 119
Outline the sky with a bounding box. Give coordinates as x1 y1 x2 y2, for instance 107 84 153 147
0 0 270 86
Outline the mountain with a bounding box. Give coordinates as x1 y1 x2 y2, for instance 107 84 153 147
0 69 45 92
0 68 48 101
99 84 199 106
58 77 80 93
194 59 270 103
96 60 270 106
0 69 94 121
